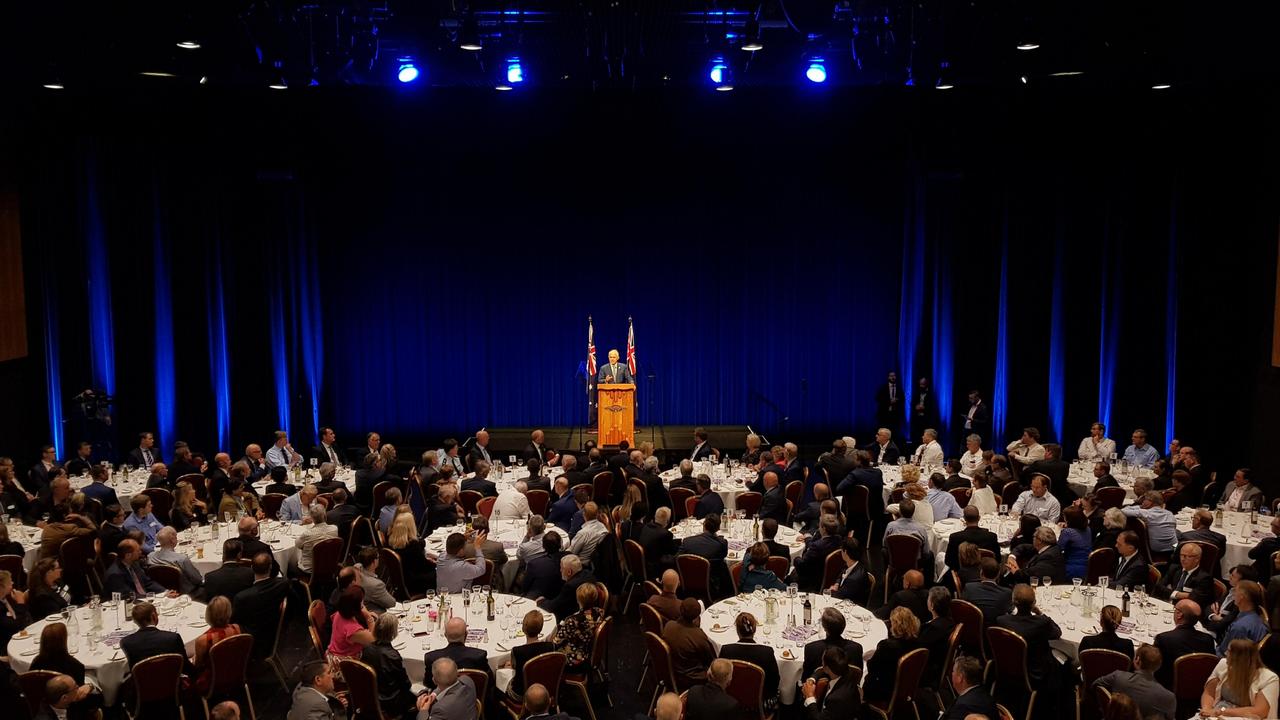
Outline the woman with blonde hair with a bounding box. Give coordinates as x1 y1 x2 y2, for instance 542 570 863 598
1202 638 1280 719
551 582 605 672
386 512 432 595
192 596 242 694
639 441 656 460
864 607 920 704
903 482 934 525
170 481 206 532
741 434 762 465
618 484 644 523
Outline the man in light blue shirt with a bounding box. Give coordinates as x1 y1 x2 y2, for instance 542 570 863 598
885 498 931 558
377 487 403 535
279 484 319 523
122 495 163 553
436 531 487 593
1122 429 1160 469
1217 580 1268 655
926 473 963 520
1011 475 1062 523
1122 491 1178 554
265 431 302 469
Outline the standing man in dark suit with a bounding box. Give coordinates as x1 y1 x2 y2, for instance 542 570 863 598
679 514 731 599
801 647 861 720
944 506 1001 576
689 428 713 462
963 558 1013 626
120 601 195 672
126 432 160 469
522 430 559 466
815 440 856 492
353 453 386 514
945 656 998 720
836 451 884 544
638 507 678 578
684 659 740 720
309 426 346 467
911 377 939 438
875 371 905 437
1152 600 1217 686
782 444 807 486
231 553 289 658
597 349 634 384
1153 542 1216 610
759 472 788 525
958 390 991 450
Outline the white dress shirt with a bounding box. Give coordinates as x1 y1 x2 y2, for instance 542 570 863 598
493 488 531 520
1005 441 1045 466
1076 437 1117 463
960 450 985 475
913 441 944 466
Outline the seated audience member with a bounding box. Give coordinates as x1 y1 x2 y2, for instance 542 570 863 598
876 568 929 623
717 612 780 712
539 553 595 620
1094 507 1127 550
662 598 717 690
1121 491 1178 557
33 674 92 720
1093 644 1176 720
1004 526 1066 586
288 661 345 720
1153 541 1215 611
326 584 375 665
423 617 492 684
829 537 870 603
647 569 683 621
191 596 243 695
692 475 724 519
361 613 415 720
148 525 205 595
522 532 566 602
1057 506 1092 581
1011 474 1061 523
1079 605 1135 659
945 655 998 720
1215 579 1268 655
684 659 740 720
27 558 70 618
1201 639 1280 720
741 542 786 592
123 494 164 553
204 539 254 601
802 606 863 682
386 511 434 596
231 552 289 656
962 557 1012 626
436 531 486 593
1153 600 1216 686
864 607 921 705
504 610 555 701
995 584 1062 689
550 582 606 673
120 601 195 672
104 539 168 600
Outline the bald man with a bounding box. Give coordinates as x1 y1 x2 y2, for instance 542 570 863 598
875 569 930 624
467 429 492 469
597 349 633 384
648 569 683 620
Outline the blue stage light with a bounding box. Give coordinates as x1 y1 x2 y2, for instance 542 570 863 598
805 60 827 84
709 61 726 84
507 59 524 84
397 63 420 84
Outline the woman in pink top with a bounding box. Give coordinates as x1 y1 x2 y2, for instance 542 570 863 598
327 584 375 675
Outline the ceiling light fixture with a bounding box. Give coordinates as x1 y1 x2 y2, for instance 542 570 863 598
740 18 763 52
1016 42 1040 51
459 15 483 51
176 41 201 50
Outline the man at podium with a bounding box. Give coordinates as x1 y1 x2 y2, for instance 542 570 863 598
597 349 634 383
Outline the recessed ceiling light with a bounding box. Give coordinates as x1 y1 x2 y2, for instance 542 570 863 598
42 83 64 90
1048 71 1084 77
140 71 177 78
715 84 734 92
268 82 287 90
1016 42 1040 51
199 76 208 85
1151 83 1172 90
176 41 201 50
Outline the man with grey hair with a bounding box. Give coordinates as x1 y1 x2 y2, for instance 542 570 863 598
641 455 671 511
865 428 901 466
569 502 609 560
423 617 492 691
279 483 319 523
782 442 805 485
516 514 549 565
639 505 677 577
312 462 344 495
493 480 530 520
654 692 683 720
959 434 986 476
1122 490 1178 555
670 459 698 492
148 525 205 595
912 429 944 466
539 553 594 619
1004 525 1066 585
685 658 739 720
416 656 477 720
294 503 339 576
236 515 280 576
461 460 497 498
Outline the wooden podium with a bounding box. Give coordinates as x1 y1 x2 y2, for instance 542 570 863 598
597 383 635 446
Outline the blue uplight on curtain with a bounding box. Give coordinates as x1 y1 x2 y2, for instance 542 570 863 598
205 241 232 450
898 171 926 407
1097 229 1120 433
295 232 324 446
1164 202 1179 449
268 278 291 436
151 186 176 450
81 158 115 396
931 244 953 441
1048 233 1066 443
41 263 64 459
992 204 1010 443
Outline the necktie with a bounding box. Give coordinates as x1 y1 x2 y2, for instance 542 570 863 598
326 445 337 463
890 384 895 403
144 449 152 466
131 565 145 596
482 447 490 462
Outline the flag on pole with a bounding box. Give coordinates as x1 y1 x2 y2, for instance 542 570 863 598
586 316 597 392
626 316 637 377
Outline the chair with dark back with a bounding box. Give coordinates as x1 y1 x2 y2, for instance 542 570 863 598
18 670 58 718
684 496 699 521
736 492 763 519
458 669 489 716
999 483 1022 509
642 580 662 602
730 562 744 594
378 547 410 602
371 481 397 519
675 555 712 605
996 704 1016 720
204 633 256 720
820 550 845 591
883 534 922 603
1093 687 1112 717
785 481 803 512
932 623 965 710
1125 516 1153 564
1079 649 1132 688
474 558 496 589
565 616 613 720
526 490 551 517
1213 579 1228 605
263 596 291 691
339 658 389 720
307 600 329 658
1172 653 1219 720
627 478 649 508
726 660 771 720
592 472 614 508
949 488 971 509
638 603 664 692
501 651 567 720
344 516 379 562
669 488 695 522
141 487 175 525
843 485 873 551
147 564 183 593
1095 487 1126 511
1086 548 1118 585
1186 541 1221 578
477 496 496 518
986 627 1036 720
863 647 929 720
259 493 287 521
950 599 986 662
299 536 344 600
131 653 187 720
766 556 790 582
0 554 26 590
642 631 680 714
458 490 482 516
622 539 648 614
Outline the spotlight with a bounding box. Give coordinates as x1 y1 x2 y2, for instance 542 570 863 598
805 59 827 84
268 77 288 90
741 18 763 52
1151 83 1172 90
397 61 420 84
42 82 64 90
934 61 954 89
1016 42 1040 51
459 14 482 51
506 58 524 85
709 56 733 89
176 41 201 50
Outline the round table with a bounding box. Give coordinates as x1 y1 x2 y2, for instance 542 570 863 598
4 521 44 571
426 520 567 589
389 592 558 690
660 464 760 513
703 592 886 704
931 515 1059 582
1066 462 1140 502
70 473 148 510
8 597 208 705
176 520 302 575
1176 508 1269 579
253 468 359 495
669 517 805 565
1032 584 1193 660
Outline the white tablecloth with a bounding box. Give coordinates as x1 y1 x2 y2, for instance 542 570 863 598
70 473 148 511
703 593 886 704
175 520 302 575
1176 508 1270 579
390 593 558 689
253 468 357 495
930 516 1059 582
660 464 757 512
8 598 208 705
1065 461 1153 500
670 517 804 565
1032 584 1216 660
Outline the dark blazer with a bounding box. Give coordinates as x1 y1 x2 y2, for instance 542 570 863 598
103 560 164 599
794 501 823 534
669 475 698 494
28 589 67 619
127 447 161 468
875 587 929 624
1113 552 1150 591
794 535 842 591
1078 630 1134 659
1154 565 1215 610
994 613 1062 683
1005 545 1066 585
832 563 871 603
763 539 791 561
231 578 289 656
1167 487 1199 514
945 686 999 720
238 537 281 577
689 444 715 462
863 441 902 466
679 532 732 597
693 492 724 520
309 444 347 466
806 672 860 720
361 642 414 717
719 640 780 704
80 482 119 510
0 597 31 653
918 616 958 687
802 636 864 680
523 554 564 601
1250 536 1280 580
1152 624 1217 686
507 640 556 697
120 626 192 671
203 563 255 601
944 525 1001 574
327 503 361 528
522 443 555 463
683 683 740 720
642 473 671 512
864 637 917 702
962 581 1013 627
539 570 595 620
353 469 382 512
837 467 885 518
63 457 92 477
1093 527 1121 551
759 486 788 524
98 523 126 555
637 522 677 578
424 641 493 686
1093 474 1120 490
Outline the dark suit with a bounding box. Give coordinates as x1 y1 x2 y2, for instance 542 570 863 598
466 444 494 471
832 563 871 603
959 401 991 435
945 686 999 720
793 501 823 534
669 474 698 493
361 642 414 718
875 381 905 431
759 486 788 524
816 454 856 492
120 625 192 671
127 447 161 469
460 477 497 498
764 539 791 561
1152 624 1217 686
1078 630 1134 659
521 443 555 463
523 553 564 601
994 613 1062 683
80 481 119 510
684 684 740 720
353 469 382 513
637 522 678 578
643 472 672 512
943 474 970 491
806 674 860 720
719 640 780 705
910 387 938 435
865 637 917 703
688 443 714 462
802 636 864 680
1113 551 1150 591
539 570 595 620
597 363 634 384
875 587 929 624
794 535 841 591
1093 474 1120 490
679 532 731 599
309 444 347 467
918 616 958 687
1250 536 1280 580
944 525 1001 575
1005 545 1066 585
64 457 92 477
231 578 289 657
1153 565 1215 610
863 441 902 467
103 560 164 599
238 537 281 577
424 641 493 688
203 562 255 601
327 503 361 529
836 467 885 523
693 492 724 520
963 580 1013 627
0 597 31 653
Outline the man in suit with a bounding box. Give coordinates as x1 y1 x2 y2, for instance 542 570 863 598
1178 509 1227 563
781 444 807 487
354 547 397 613
231 552 289 658
424 618 493 689
760 518 792 560
1094 645 1176 720
558 455 591 492
353 452 387 514
759 471 788 524
97 503 127 555
995 584 1062 687
1250 516 1280 580
1092 461 1120 490
308 426 346 467
638 507 678 578
815 440 856 492
236 516 281 577
597 349 634 384
33 673 92 720
545 477 577 532
416 657 477 720
104 539 169 599
521 683 575 720
1152 600 1216 686
802 608 864 679
946 656 998 720
1004 526 1066 585
801 646 861 720
522 430 559 466
538 554 595 620
692 475 724 520
793 515 842 591
875 569 929 623
325 487 361 528
288 661 344 720
28 444 61 494
669 460 698 493
120 600 194 672
1154 541 1215 610
63 441 94 477
204 453 233 509
79 465 119 509
875 371 905 435
126 432 160 469
684 659 739 720
752 451 785 492
240 444 270 482
945 507 1001 577
579 449 609 487
942 459 970 491
521 532 565 601
1028 444 1073 510
1113 531 1151 590
958 390 991 446
830 538 871 602
678 513 731 599
864 428 901 467
911 377 939 437
1224 467 1267 512
648 570 684 621
793 483 828 535
963 557 1013 626
204 539 254 601
688 428 714 462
